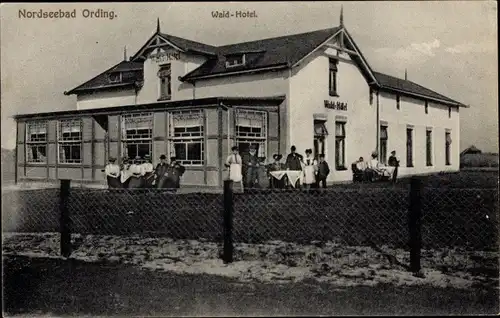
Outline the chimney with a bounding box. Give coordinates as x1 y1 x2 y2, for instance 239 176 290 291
405 69 408 81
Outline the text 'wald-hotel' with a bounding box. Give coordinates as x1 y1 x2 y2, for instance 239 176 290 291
13 11 467 189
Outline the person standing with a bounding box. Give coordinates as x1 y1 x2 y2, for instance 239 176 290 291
316 154 330 188
104 157 121 188
285 145 303 188
388 150 400 184
141 154 155 188
243 145 262 189
164 157 185 192
302 149 318 190
155 155 169 189
120 157 131 188
366 152 382 182
128 156 144 189
225 146 244 190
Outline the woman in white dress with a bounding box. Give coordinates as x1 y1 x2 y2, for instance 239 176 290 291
225 146 244 191
302 148 318 190
120 157 131 188
128 156 145 189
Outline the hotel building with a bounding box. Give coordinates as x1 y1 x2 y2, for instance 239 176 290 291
13 14 466 188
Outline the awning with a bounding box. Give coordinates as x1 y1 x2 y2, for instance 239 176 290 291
314 121 328 136
446 133 452 145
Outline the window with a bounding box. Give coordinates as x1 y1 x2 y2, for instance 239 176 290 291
425 101 428 114
406 128 413 167
108 72 122 84
158 64 171 100
396 95 400 110
225 54 245 68
445 131 452 165
426 129 433 166
235 110 267 157
335 122 346 170
58 119 82 164
380 125 388 164
169 110 204 165
448 107 451 118
369 87 374 105
329 58 338 96
313 120 328 159
121 113 153 161
26 121 47 163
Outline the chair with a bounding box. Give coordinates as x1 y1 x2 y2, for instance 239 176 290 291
351 163 364 183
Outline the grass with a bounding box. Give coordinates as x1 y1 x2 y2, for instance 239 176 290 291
3 255 498 316
2 171 498 250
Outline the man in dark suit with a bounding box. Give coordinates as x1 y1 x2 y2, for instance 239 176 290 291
388 150 400 184
243 145 262 189
154 154 169 189
285 145 303 188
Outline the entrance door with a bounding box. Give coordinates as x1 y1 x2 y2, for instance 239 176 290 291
314 136 326 159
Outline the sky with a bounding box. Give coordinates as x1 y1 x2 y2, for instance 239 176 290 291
1 1 498 152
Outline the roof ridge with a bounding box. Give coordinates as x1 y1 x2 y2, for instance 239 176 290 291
159 32 218 49
374 71 460 104
216 26 340 49
162 26 339 50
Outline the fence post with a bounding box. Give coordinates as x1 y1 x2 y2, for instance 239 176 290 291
223 180 234 264
409 177 422 274
60 179 71 258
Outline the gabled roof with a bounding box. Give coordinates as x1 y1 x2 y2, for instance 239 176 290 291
65 24 466 108
374 72 466 107
64 60 143 95
158 32 217 55
181 27 341 80
460 145 482 156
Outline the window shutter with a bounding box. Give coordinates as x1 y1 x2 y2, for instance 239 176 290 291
380 126 388 139
335 122 345 137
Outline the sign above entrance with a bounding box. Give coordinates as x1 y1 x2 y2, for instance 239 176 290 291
324 100 347 111
149 51 181 63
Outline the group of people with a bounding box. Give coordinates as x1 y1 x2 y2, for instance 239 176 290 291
225 145 331 190
103 154 185 191
353 150 400 183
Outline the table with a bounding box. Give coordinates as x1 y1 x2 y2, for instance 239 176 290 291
269 170 303 188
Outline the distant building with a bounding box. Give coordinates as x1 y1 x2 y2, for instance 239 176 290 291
13 11 467 188
460 145 482 157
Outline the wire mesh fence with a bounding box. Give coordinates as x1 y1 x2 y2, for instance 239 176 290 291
232 188 410 247
2 177 498 276
421 187 498 251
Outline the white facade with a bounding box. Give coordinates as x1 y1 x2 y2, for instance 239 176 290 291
379 93 460 177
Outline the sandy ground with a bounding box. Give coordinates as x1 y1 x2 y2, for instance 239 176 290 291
3 232 498 290
4 254 497 316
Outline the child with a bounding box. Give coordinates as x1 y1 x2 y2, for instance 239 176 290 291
316 154 330 188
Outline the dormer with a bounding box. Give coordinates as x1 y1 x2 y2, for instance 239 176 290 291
108 72 122 84
225 53 246 68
